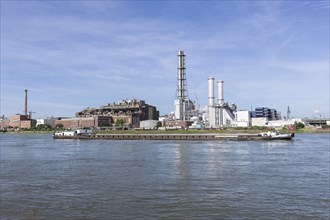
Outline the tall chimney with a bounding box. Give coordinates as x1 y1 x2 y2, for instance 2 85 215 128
177 50 187 100
208 77 215 127
175 50 188 121
208 77 215 107
217 80 224 127
24 89 28 116
217 80 224 105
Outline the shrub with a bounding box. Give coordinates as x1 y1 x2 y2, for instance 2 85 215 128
295 122 305 129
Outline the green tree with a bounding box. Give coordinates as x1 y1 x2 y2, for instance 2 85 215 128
156 121 162 128
115 119 124 128
295 122 305 129
44 124 52 130
36 124 52 131
35 124 44 130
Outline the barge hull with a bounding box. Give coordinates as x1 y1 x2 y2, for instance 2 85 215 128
53 133 294 141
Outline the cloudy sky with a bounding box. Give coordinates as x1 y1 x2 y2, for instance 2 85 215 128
1 1 329 118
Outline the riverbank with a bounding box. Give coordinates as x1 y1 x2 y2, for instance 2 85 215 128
3 127 329 135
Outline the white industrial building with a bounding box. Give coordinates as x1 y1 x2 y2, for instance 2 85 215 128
139 120 159 129
265 119 302 128
232 111 302 128
251 118 301 128
251 117 268 127
208 77 236 128
234 110 251 127
36 117 55 128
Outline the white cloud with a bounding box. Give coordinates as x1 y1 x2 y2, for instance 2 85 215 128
264 60 329 73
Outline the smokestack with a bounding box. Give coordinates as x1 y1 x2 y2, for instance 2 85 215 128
208 77 215 107
175 50 187 121
208 77 215 127
24 89 28 116
177 50 186 99
217 80 224 105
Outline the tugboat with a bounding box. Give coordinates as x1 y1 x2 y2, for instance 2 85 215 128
257 122 294 140
258 130 294 140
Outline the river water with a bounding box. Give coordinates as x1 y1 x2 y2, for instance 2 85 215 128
0 133 329 219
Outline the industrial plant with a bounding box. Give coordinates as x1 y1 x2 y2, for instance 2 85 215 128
48 99 159 130
1 90 36 129
161 50 327 129
1 50 329 131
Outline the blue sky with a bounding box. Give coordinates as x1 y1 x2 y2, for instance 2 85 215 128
1 1 329 118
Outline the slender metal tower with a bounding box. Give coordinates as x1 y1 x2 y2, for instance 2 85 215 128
174 51 188 120
177 50 188 100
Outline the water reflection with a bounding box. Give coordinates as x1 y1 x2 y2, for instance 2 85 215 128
173 142 191 181
260 140 294 148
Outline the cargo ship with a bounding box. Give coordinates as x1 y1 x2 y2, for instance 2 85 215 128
52 129 294 141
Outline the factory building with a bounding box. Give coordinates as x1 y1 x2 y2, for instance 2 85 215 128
73 99 159 129
249 107 280 127
253 107 280 120
55 115 112 130
208 77 236 128
234 107 281 127
3 90 36 129
8 114 36 129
